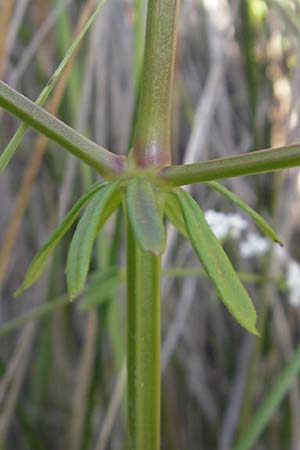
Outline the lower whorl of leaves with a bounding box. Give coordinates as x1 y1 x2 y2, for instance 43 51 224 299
173 188 259 335
15 181 107 297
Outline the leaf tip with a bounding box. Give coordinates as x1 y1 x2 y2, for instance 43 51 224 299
149 241 166 256
150 248 163 257
275 239 284 247
251 327 260 337
67 287 77 302
13 287 23 298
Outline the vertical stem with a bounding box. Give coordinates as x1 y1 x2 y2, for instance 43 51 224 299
126 215 161 450
133 0 180 168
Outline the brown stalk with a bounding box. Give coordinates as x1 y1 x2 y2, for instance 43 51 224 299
0 0 14 78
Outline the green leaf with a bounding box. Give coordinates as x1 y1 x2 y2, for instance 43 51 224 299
207 181 283 245
233 347 300 450
80 268 124 310
66 180 121 299
164 192 188 238
0 0 107 172
174 188 258 335
126 177 166 255
15 181 107 297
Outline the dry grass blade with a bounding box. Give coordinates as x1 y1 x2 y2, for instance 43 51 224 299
0 0 98 287
94 362 126 450
0 0 14 78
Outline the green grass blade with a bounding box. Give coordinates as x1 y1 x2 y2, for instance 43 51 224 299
174 188 258 335
0 0 107 171
14 181 107 297
66 180 121 299
233 347 300 450
0 295 69 337
207 181 283 245
0 81 123 177
126 177 166 255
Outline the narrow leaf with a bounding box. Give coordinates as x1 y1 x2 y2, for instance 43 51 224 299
0 0 107 171
80 268 123 310
207 181 283 245
126 177 166 255
174 188 258 335
233 347 300 450
97 188 122 231
164 193 188 238
66 180 121 299
15 181 107 297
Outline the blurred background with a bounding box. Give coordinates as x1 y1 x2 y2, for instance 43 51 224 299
1 0 300 449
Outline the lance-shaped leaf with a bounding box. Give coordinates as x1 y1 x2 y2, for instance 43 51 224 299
0 0 107 171
15 181 107 297
126 177 166 255
66 180 121 299
174 188 258 335
206 181 283 245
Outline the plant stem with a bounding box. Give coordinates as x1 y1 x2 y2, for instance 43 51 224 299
133 0 180 168
126 216 161 450
159 143 300 185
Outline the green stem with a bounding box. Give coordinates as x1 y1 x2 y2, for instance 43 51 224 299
0 81 124 178
126 214 161 450
158 143 300 185
133 0 180 168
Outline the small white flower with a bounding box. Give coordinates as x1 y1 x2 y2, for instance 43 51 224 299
204 210 247 240
240 232 269 258
226 214 248 238
286 260 300 307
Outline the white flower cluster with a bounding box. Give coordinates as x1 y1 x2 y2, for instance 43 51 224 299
204 209 300 308
239 232 269 259
204 210 247 240
204 210 270 258
277 247 300 308
286 260 300 308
